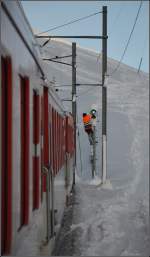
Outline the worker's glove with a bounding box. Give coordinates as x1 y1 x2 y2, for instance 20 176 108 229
92 114 96 119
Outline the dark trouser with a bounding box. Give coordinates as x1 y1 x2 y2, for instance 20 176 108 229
85 128 94 145
88 132 94 145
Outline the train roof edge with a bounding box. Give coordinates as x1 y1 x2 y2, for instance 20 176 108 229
2 0 67 114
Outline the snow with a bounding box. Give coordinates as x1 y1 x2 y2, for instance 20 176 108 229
88 176 102 186
39 38 149 256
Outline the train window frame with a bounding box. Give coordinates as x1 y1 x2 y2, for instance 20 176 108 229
43 86 49 191
33 89 40 210
40 95 44 201
19 75 30 228
1 56 13 255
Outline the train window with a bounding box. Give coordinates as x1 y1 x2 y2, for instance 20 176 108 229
1 57 13 255
20 76 30 227
33 90 40 210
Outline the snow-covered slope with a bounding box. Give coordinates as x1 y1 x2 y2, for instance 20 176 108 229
39 39 149 256
39 38 148 180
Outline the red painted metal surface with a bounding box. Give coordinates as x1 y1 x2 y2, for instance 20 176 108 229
52 108 55 174
56 112 58 174
55 112 57 174
57 113 59 173
43 87 49 191
49 105 51 167
51 108 54 172
33 92 40 144
54 110 56 174
58 115 62 170
66 117 69 154
40 96 44 200
53 109 57 175
33 91 40 209
20 76 30 226
60 117 62 168
1 57 13 255
49 105 53 172
33 157 40 209
62 118 64 166
63 118 66 164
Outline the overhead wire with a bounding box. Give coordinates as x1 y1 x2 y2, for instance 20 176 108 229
141 29 148 58
109 3 124 36
137 28 148 73
37 10 102 35
77 85 99 98
109 0 143 76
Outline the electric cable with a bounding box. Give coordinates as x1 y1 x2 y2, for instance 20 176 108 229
77 86 98 98
109 0 143 76
141 30 148 58
109 4 124 36
137 30 148 73
37 10 102 35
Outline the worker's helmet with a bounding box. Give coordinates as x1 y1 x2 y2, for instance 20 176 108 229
90 109 96 119
90 104 97 115
90 109 96 115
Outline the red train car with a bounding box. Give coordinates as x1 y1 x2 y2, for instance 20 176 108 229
1 1 74 255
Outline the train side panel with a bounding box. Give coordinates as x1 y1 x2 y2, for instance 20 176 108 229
1 1 74 255
1 2 46 255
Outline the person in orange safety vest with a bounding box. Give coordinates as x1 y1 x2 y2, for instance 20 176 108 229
82 113 94 145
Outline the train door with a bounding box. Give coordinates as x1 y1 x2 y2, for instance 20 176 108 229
43 87 55 240
49 104 55 236
33 90 40 210
41 95 44 202
20 76 30 227
43 87 49 191
56 112 58 174
1 57 13 255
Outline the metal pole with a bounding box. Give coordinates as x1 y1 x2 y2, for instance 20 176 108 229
101 6 107 184
92 126 96 178
102 6 107 84
72 42 76 185
35 35 107 39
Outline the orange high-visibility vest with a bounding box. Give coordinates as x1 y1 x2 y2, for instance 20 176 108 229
83 114 92 126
